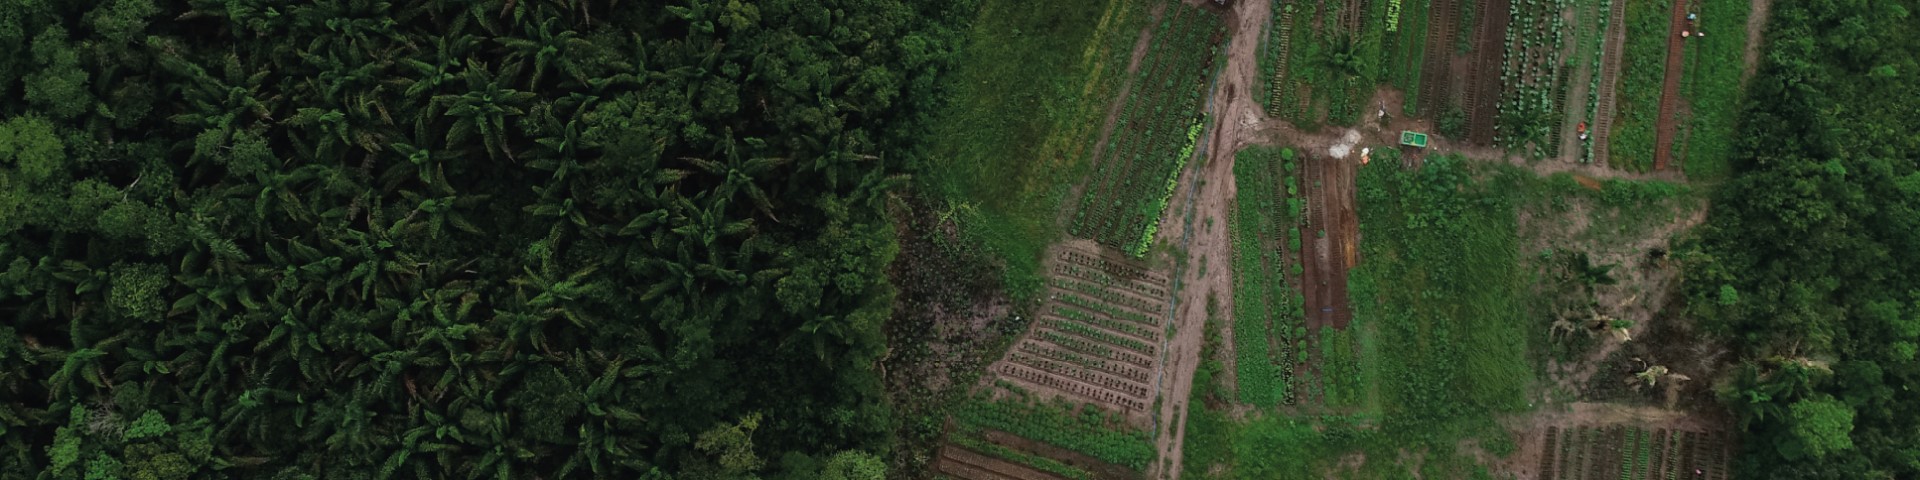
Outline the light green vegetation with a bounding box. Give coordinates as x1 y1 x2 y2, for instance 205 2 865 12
1072 3 1224 256
1676 0 1751 180
919 0 1148 298
948 434 1093 480
1609 0 1674 172
1228 146 1306 407
952 387 1155 470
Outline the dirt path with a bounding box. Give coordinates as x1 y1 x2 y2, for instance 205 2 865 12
1651 0 1690 172
1741 0 1771 81
1592 0 1629 168
1148 1 1269 478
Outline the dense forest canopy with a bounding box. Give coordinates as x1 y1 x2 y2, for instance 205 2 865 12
1683 0 1920 477
0 0 970 478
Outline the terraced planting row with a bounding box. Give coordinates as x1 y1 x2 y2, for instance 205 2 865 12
1537 426 1732 480
1228 146 1307 408
999 247 1172 413
1493 0 1573 156
1071 3 1225 255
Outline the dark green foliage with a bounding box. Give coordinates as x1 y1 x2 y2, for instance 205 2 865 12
0 0 974 477
1682 0 1920 478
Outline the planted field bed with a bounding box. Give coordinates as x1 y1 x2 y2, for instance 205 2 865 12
1606 0 1675 172
1537 426 1733 480
937 445 1078 480
1228 146 1308 408
953 384 1158 472
994 247 1172 413
1493 0 1575 157
1072 3 1225 256
1463 0 1514 144
1269 0 1384 127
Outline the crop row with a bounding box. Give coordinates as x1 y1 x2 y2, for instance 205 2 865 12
1018 340 1151 383
1052 287 1164 324
1008 351 1151 399
1494 0 1573 154
1049 306 1157 340
997 363 1149 411
1041 318 1154 354
1055 249 1171 289
1071 3 1223 252
953 392 1156 469
1543 426 1731 480
1049 277 1168 321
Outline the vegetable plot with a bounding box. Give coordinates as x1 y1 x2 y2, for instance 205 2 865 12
1540 426 1734 480
994 247 1171 415
1073 3 1225 256
1228 146 1307 407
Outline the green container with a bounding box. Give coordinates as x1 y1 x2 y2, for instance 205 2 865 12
1399 131 1430 148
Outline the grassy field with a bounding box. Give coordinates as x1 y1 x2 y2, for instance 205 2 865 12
917 0 1147 298
1608 0 1674 172
1677 0 1751 180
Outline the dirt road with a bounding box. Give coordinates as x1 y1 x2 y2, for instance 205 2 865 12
1146 0 1269 478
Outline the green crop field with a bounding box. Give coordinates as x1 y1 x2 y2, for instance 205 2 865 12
1228 146 1306 407
1072 2 1224 257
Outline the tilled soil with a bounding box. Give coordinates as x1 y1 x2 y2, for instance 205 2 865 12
1465 0 1514 144
1651 0 1690 172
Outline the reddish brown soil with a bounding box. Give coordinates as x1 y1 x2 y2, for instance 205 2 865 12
1298 147 1358 330
1651 0 1690 172
1465 0 1514 144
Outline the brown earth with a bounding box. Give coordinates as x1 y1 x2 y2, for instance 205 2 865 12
1465 0 1514 145
1298 142 1359 330
1651 0 1691 172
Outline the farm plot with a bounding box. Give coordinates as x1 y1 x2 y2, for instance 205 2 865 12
1536 426 1732 480
937 445 1078 480
1462 0 1515 144
1606 0 1675 172
1298 146 1358 332
1269 0 1425 125
952 383 1158 471
1228 146 1308 408
992 247 1171 415
1072 4 1225 256
1492 0 1575 157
